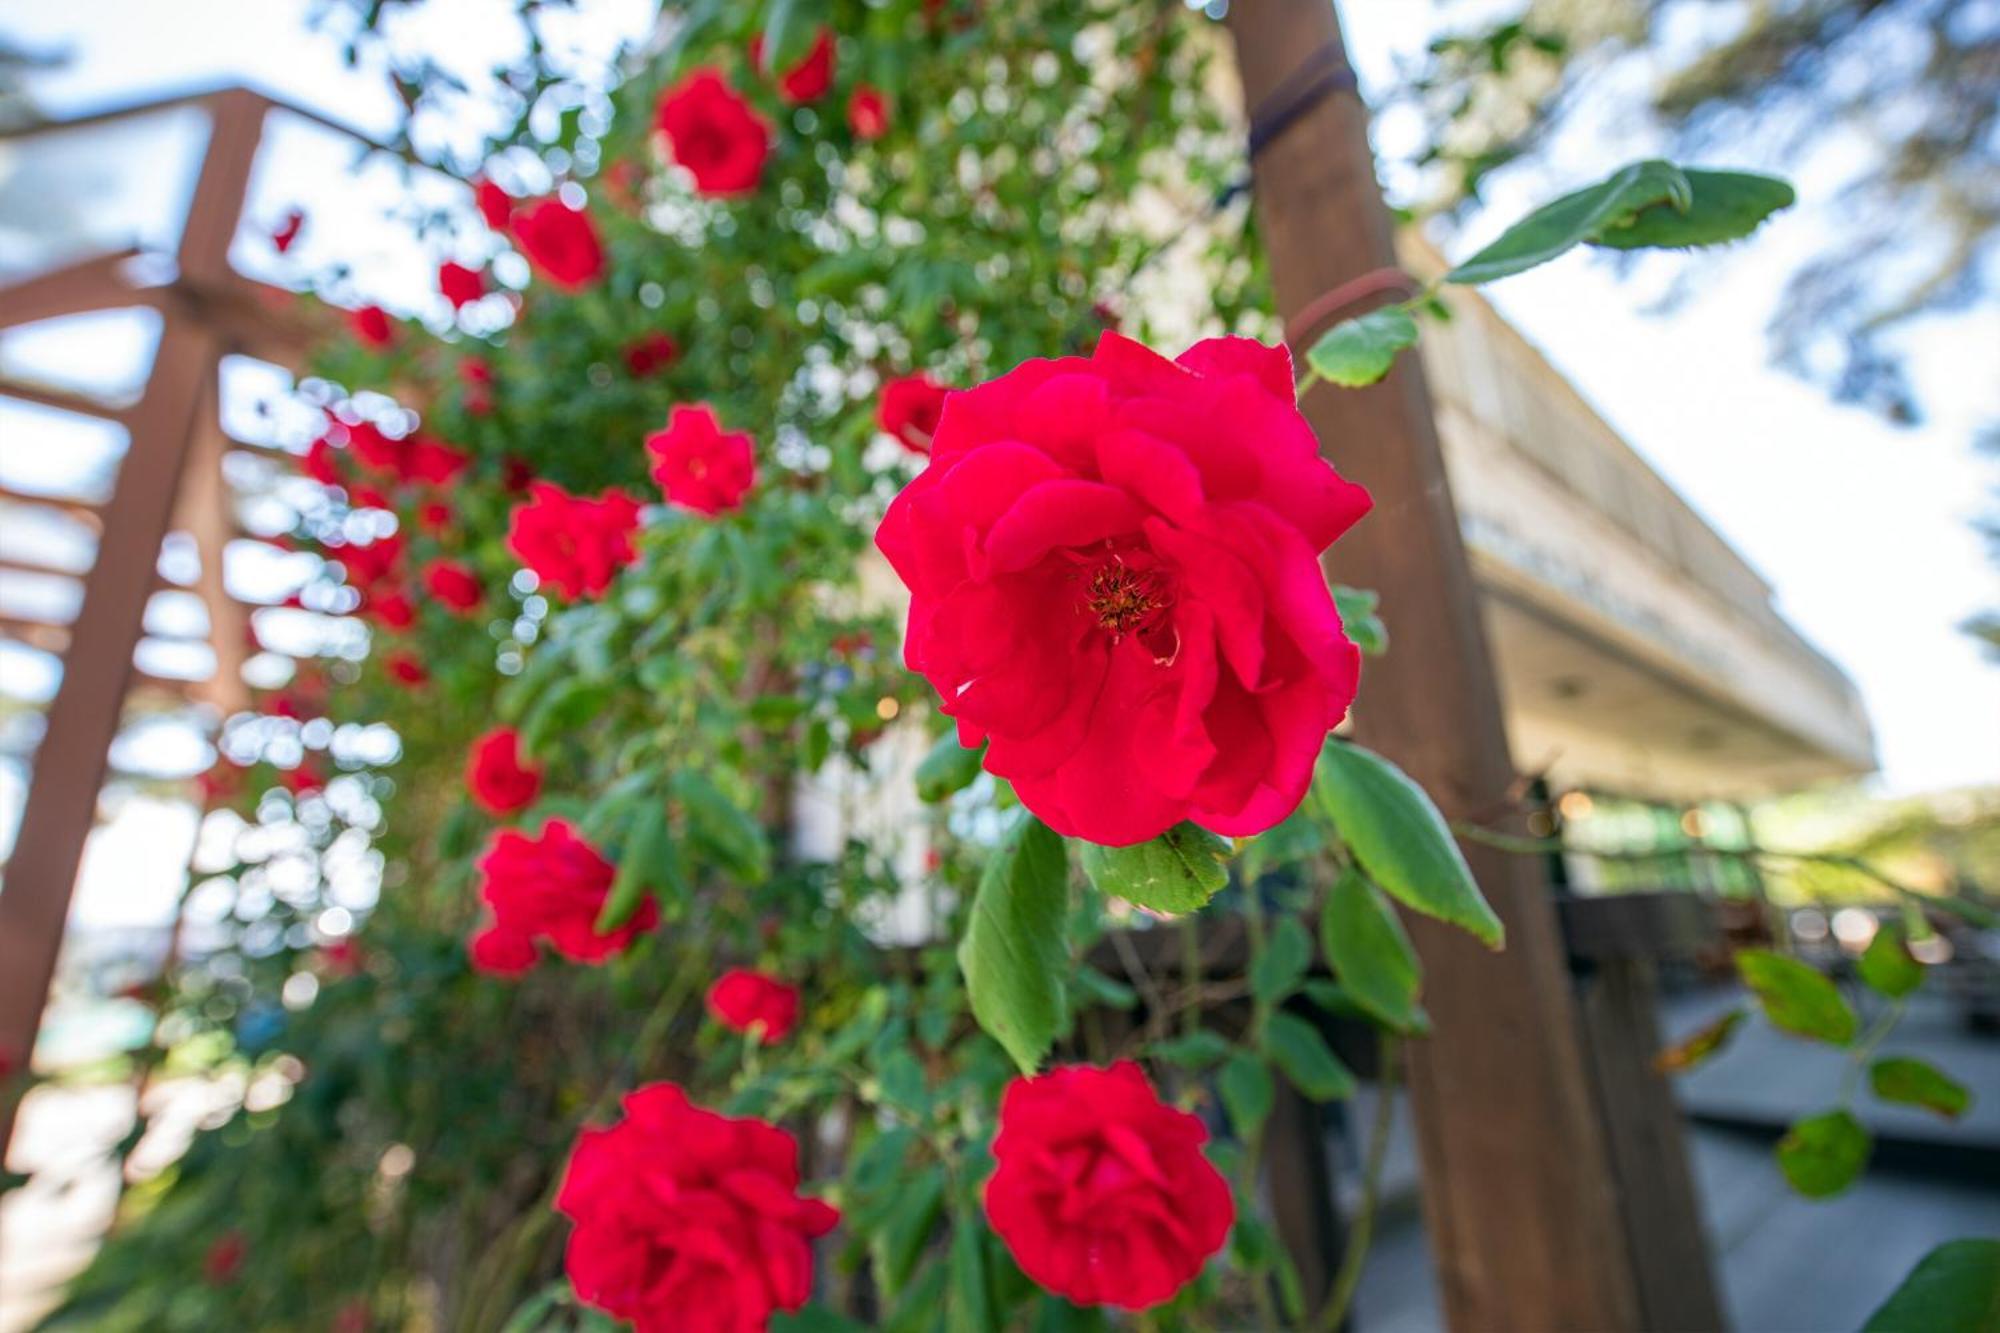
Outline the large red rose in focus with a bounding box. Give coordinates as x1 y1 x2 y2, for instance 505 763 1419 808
656 69 771 199
647 404 756 516
557 1082 839 1332
985 1061 1233 1311
507 482 642 599
705 968 799 1044
874 333 1370 846
469 819 655 976
466 726 542 815
511 198 605 291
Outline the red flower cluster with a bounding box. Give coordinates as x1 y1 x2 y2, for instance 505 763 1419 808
423 559 482 614
755 29 835 103
469 820 655 976
385 650 429 687
345 421 469 487
466 727 542 815
847 85 890 140
507 482 642 599
647 404 756 516
705 969 799 1044
348 304 394 348
625 331 680 377
511 198 605 291
438 260 486 309
557 1083 838 1330
985 1062 1233 1310
877 372 950 453
656 70 771 199
874 333 1371 846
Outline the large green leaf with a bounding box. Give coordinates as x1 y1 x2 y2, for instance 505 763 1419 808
1077 821 1231 915
595 808 663 932
673 771 771 882
1870 1056 1971 1119
1446 159 1691 285
1736 949 1857 1045
1588 169 1795 251
1313 742 1503 948
1321 867 1424 1032
1775 1109 1871 1198
1858 927 1925 1000
1260 1011 1357 1101
915 732 987 803
1304 307 1419 388
1862 1239 2000 1333
958 815 1071 1074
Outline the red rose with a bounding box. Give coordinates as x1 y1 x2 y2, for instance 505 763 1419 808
341 533 407 596
350 483 391 510
419 500 453 535
271 208 304 253
203 1230 248 1286
460 356 494 416
624 331 680 377
348 304 394 348
877 372 950 453
646 404 756 516
320 936 364 978
474 177 515 232
423 559 482 613
281 762 326 797
556 1082 839 1329
705 969 800 1044
439 260 486 309
753 29 835 103
385 651 429 686
847 85 890 139
346 420 404 476
468 819 655 975
366 589 415 631
466 727 542 815
301 434 342 485
656 69 771 199
874 334 1370 846
507 482 642 599
400 434 467 485
511 197 605 291
985 1062 1232 1310
502 456 535 494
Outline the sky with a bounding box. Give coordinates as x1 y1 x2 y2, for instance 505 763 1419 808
1 0 1995 928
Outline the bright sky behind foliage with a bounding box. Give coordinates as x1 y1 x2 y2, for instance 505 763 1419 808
2 0 1995 930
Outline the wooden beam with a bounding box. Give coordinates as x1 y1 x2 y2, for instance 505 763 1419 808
0 249 148 335
0 88 263 1155
0 376 131 424
1225 4 1646 1328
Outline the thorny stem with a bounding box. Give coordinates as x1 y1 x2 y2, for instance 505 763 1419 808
1315 1033 1400 1333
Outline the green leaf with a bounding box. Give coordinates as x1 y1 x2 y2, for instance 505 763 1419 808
1261 1011 1357 1101
870 1166 945 1301
1653 1007 1745 1074
594 810 661 932
958 814 1071 1074
1588 169 1795 251
915 732 987 803
1077 822 1231 915
1313 741 1503 948
761 0 826 73
1332 585 1388 656
1446 159 1692 285
1305 306 1419 388
1149 1029 1231 1070
1858 927 1924 1000
673 771 770 882
1070 965 1137 1011
1218 1050 1275 1139
1251 916 1313 1004
1862 1239 2000 1333
772 1309 869 1333
1321 868 1424 1033
1870 1056 1971 1120
947 1209 999 1333
1775 1109 1871 1198
1735 949 1857 1045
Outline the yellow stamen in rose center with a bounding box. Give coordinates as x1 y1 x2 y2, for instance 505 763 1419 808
1085 564 1169 637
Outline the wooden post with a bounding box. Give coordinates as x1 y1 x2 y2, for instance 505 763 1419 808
1225 4 1646 1327
0 92 264 1156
